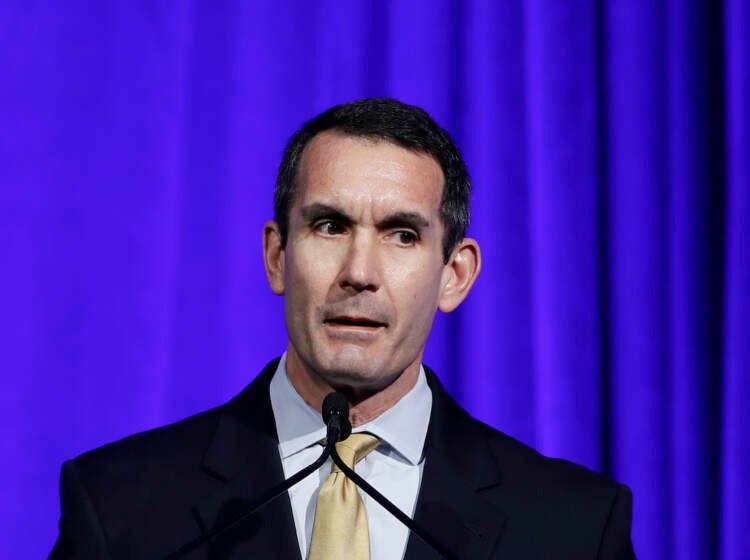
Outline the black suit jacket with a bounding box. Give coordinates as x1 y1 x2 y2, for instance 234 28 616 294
51 359 636 559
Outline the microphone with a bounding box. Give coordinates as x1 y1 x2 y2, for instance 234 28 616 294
322 391 352 442
164 391 350 559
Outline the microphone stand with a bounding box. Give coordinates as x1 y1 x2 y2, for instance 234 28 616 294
330 445 459 560
164 391 458 560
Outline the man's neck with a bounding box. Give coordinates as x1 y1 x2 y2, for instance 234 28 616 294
284 348 421 427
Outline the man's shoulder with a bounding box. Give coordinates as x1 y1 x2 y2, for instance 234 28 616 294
478 416 622 495
71 358 280 481
423 370 634 556
51 362 284 559
425 367 624 497
459 413 634 557
70 404 225 487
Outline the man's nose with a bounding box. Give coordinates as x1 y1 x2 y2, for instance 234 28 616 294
339 232 380 292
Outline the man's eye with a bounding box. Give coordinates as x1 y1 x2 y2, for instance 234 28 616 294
315 220 345 236
393 230 418 246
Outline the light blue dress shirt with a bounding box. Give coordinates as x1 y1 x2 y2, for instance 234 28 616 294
269 353 432 560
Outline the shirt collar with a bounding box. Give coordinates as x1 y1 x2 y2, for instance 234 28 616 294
269 353 432 466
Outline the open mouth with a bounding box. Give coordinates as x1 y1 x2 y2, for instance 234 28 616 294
324 317 386 329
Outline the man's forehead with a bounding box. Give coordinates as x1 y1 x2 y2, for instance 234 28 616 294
304 129 420 153
298 130 442 178
294 131 444 208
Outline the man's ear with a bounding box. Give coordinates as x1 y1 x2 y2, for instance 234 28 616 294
438 238 481 312
263 221 285 295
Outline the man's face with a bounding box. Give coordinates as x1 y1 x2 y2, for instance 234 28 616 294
268 131 454 395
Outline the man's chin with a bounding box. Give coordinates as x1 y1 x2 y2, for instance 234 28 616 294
288 343 408 398
318 363 383 387
316 346 380 376
313 358 398 394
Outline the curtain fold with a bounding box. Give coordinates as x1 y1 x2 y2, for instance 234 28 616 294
2 1 747 558
721 2 750 559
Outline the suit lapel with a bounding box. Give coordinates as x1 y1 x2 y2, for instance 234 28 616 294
405 370 508 560
192 359 301 560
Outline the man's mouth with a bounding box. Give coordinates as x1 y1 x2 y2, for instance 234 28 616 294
324 316 387 329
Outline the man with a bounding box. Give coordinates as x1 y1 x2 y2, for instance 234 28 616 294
51 98 636 559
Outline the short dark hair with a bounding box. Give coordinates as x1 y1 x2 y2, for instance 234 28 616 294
274 98 471 263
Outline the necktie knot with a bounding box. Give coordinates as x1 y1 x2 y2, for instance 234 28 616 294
332 433 380 473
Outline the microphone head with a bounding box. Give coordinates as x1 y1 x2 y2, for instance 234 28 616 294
322 391 349 422
322 391 352 441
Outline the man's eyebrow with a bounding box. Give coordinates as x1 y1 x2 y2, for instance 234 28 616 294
299 204 430 230
299 203 352 223
377 211 430 230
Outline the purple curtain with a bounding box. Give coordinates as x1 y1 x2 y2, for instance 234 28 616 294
2 1 748 558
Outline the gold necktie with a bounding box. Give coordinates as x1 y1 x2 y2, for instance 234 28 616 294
308 433 380 560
